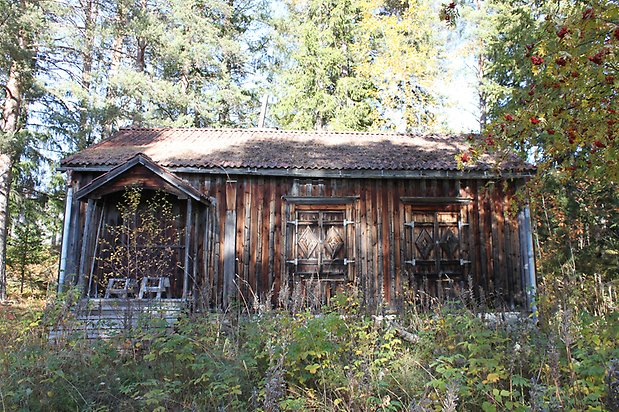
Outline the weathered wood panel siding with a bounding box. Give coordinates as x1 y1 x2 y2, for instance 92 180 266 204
174 174 526 309
67 172 527 309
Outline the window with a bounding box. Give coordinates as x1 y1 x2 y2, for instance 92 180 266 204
287 205 354 280
404 206 469 281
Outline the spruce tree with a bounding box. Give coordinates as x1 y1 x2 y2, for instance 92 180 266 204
273 0 441 132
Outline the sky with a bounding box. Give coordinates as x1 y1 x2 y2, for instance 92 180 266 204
439 56 481 133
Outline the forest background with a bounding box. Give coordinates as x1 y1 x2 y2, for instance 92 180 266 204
0 0 617 410
0 0 615 301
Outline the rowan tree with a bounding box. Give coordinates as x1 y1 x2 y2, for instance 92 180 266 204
448 0 619 284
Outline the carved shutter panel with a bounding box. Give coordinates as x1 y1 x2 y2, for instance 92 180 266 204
293 210 347 278
295 211 321 275
411 211 436 277
436 211 462 277
320 211 346 277
407 210 464 280
403 203 471 302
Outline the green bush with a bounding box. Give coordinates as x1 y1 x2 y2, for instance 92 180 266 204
0 291 617 411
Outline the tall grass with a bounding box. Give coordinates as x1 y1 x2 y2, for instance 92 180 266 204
0 276 617 411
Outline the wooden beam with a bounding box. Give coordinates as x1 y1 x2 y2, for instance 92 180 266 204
74 154 209 205
60 165 535 181
66 183 82 286
192 205 198 301
223 181 238 305
255 178 265 297
202 206 211 303
267 180 276 297
87 201 105 297
283 196 359 205
400 196 473 204
58 179 73 292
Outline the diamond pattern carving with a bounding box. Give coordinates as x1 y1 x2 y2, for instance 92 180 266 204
415 229 434 259
324 226 344 259
440 228 459 259
298 225 319 258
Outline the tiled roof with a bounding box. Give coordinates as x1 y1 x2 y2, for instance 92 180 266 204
60 128 535 173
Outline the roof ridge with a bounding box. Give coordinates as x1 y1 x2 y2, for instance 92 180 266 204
118 127 459 139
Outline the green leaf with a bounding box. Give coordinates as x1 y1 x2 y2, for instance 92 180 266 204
305 364 321 374
482 401 497 412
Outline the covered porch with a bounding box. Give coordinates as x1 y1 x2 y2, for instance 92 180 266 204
58 154 212 306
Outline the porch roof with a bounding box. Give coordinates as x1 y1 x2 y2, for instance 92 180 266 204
74 154 211 204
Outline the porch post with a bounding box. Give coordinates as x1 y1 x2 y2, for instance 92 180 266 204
523 206 537 313
77 198 95 294
183 199 193 299
58 173 73 293
223 180 237 306
518 206 537 314
202 206 211 302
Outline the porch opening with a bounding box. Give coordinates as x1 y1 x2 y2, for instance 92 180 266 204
86 188 188 299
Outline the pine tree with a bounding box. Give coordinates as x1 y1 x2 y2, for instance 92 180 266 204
0 0 45 300
41 0 270 147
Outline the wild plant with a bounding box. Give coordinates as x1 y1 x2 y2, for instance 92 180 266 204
97 187 183 296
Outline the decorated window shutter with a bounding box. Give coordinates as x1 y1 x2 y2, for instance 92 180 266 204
292 210 348 278
436 211 462 276
406 208 467 280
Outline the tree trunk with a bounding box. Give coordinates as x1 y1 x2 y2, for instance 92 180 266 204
0 46 26 300
132 0 148 127
0 154 13 301
19 228 27 294
77 0 98 150
103 3 126 138
477 50 487 128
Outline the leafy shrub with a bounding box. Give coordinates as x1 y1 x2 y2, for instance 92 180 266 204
0 289 617 411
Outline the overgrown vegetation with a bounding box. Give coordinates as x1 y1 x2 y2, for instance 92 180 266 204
1 280 616 411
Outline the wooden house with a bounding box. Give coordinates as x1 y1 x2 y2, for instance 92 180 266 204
57 128 536 311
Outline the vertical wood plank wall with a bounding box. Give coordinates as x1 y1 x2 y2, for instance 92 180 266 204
180 174 527 309
68 172 527 309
